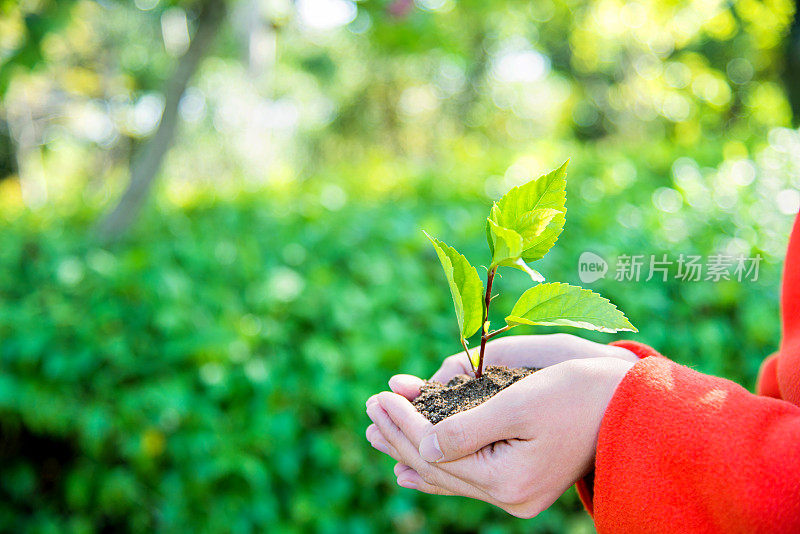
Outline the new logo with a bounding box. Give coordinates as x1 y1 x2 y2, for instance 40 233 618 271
578 252 608 283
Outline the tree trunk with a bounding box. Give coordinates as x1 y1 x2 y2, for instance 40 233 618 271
96 0 225 243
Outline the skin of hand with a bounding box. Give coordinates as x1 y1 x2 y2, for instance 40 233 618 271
364 334 637 518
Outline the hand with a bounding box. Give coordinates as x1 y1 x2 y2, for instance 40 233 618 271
365 351 636 518
384 333 638 401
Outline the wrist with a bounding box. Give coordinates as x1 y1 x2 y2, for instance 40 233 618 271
590 357 636 416
602 343 639 363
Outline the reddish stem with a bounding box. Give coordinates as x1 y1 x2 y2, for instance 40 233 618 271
477 266 496 377
486 325 513 340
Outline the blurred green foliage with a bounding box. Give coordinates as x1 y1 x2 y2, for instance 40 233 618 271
0 195 593 533
0 156 792 531
0 0 799 532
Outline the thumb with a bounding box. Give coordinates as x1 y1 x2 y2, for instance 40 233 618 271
388 374 424 400
418 396 518 463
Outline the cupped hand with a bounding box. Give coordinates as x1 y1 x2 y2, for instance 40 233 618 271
385 333 637 401
365 343 636 518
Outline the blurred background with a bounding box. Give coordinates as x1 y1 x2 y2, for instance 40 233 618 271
1 0 799 532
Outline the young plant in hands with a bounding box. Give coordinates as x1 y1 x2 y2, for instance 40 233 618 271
425 161 636 377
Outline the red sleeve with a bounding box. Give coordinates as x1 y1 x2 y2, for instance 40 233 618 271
575 340 664 513
589 357 800 533
757 353 782 399
608 340 665 360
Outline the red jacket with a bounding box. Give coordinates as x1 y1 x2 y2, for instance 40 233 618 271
576 213 800 533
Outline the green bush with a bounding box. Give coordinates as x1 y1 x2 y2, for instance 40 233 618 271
0 181 784 532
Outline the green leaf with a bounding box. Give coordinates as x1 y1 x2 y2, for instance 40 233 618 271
486 220 544 281
466 348 480 371
485 203 501 257
424 232 484 339
521 209 565 262
490 161 568 261
505 282 637 333
486 219 523 268
496 160 568 220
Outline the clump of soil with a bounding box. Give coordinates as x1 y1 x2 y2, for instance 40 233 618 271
412 365 539 424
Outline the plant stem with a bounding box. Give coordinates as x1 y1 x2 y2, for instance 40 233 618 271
460 337 475 374
486 325 514 340
476 266 496 377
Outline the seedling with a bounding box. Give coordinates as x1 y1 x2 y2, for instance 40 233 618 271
425 161 636 378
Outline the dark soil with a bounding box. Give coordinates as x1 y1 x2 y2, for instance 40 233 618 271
412 365 539 424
